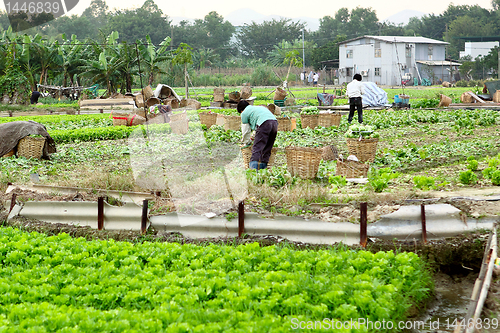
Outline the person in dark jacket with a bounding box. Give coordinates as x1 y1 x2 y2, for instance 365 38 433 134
30 91 41 104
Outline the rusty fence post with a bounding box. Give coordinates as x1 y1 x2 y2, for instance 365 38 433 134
238 201 245 238
360 202 367 248
421 204 427 244
9 193 17 214
141 200 149 234
97 197 104 230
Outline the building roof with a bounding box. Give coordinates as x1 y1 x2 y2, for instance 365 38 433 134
339 35 448 45
416 60 461 66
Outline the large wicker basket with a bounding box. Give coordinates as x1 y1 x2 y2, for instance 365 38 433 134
345 138 379 163
274 87 287 100
224 115 241 131
2 150 14 158
17 136 45 159
321 145 338 161
300 114 319 129
277 117 292 131
318 113 341 127
336 160 369 178
242 147 278 168
285 146 323 179
213 88 225 102
199 112 217 129
170 112 188 135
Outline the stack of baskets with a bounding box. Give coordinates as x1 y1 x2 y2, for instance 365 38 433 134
318 113 341 127
224 115 241 131
277 117 292 131
17 136 45 159
199 112 217 129
345 138 379 163
285 146 323 179
241 147 278 168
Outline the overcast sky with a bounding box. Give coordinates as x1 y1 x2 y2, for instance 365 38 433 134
0 0 494 23
70 0 493 21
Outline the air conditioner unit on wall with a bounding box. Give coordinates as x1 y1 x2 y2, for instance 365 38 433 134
361 70 368 76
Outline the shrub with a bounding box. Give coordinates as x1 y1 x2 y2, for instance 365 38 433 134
413 175 435 191
455 80 468 87
467 159 478 171
459 170 477 185
491 170 500 186
482 167 496 179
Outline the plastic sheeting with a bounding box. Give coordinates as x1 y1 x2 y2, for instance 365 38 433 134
362 82 388 107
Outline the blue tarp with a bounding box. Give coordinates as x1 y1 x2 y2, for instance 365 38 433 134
362 82 388 107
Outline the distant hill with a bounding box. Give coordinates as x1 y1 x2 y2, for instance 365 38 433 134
382 9 427 25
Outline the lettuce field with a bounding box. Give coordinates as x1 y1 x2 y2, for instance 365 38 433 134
0 227 431 332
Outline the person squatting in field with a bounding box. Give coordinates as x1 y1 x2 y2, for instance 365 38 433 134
237 100 278 170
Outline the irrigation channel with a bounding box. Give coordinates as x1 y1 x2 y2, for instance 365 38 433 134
3 184 499 333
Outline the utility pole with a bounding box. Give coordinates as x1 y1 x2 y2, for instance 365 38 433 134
302 29 305 73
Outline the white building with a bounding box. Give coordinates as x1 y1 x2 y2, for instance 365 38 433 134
459 41 499 59
338 36 459 86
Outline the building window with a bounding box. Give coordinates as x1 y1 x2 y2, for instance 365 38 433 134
374 48 381 57
428 45 433 60
406 45 411 58
374 68 381 76
346 67 353 77
346 49 353 58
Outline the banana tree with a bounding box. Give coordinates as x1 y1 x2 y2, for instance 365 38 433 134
57 34 83 87
137 35 172 85
172 43 193 98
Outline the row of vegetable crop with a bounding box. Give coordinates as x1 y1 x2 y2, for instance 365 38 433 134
0 227 432 332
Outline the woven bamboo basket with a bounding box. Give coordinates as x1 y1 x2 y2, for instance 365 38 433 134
321 145 338 161
318 113 341 127
199 112 217 129
213 88 225 102
2 150 14 158
241 86 252 100
228 91 241 102
146 97 161 108
345 138 379 163
224 115 241 131
274 87 287 100
336 160 369 178
285 146 323 179
242 147 278 168
277 117 292 131
142 85 154 99
112 117 128 126
17 136 45 159
170 112 188 135
300 114 319 129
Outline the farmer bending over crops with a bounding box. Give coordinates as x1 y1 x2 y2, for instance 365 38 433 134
347 73 365 124
237 100 278 170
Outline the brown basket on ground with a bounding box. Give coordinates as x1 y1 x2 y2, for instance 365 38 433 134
228 91 241 102
146 97 161 108
170 112 188 135
199 112 217 129
242 147 278 168
2 150 14 158
336 160 369 178
345 138 379 163
277 117 292 131
318 113 341 127
321 145 338 161
17 136 45 159
274 87 287 100
224 115 241 131
213 88 225 102
300 114 319 129
241 86 252 100
285 146 323 179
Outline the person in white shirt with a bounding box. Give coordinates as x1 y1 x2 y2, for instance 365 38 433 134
313 72 319 86
346 73 365 124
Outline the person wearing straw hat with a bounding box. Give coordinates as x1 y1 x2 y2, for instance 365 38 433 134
347 73 365 124
237 100 278 170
